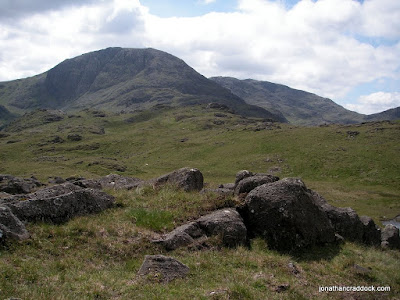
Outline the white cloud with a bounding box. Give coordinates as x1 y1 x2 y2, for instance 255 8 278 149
345 92 400 114
199 0 217 4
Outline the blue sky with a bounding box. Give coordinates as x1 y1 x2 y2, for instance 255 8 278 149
0 0 399 114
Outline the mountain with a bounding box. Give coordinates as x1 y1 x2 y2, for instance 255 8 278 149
365 107 400 122
210 77 369 126
0 104 17 128
0 48 283 121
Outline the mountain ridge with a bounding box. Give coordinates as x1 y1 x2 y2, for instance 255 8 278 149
0 47 283 121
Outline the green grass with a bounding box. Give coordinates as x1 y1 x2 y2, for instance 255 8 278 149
0 106 399 298
0 185 399 299
1 106 399 221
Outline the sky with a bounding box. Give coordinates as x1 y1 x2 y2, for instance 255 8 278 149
0 0 399 115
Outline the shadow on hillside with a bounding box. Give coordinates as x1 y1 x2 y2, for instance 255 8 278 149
290 243 342 262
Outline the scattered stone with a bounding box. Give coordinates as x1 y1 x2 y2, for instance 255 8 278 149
0 175 43 194
287 262 300 276
213 120 225 125
152 167 203 192
137 255 189 283
67 134 82 141
352 264 372 275
0 205 30 241
347 131 360 138
381 225 400 250
49 136 64 143
48 176 66 184
96 174 143 190
234 175 279 195
6 189 115 224
156 208 247 251
239 178 336 251
206 103 230 111
275 283 290 293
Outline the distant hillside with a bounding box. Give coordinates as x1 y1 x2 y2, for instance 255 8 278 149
365 107 400 122
0 48 283 121
210 77 368 126
0 104 17 128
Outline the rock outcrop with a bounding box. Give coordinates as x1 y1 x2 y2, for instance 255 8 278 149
239 178 336 251
234 174 279 195
152 167 204 192
0 206 30 241
0 175 43 194
6 189 115 224
156 208 247 251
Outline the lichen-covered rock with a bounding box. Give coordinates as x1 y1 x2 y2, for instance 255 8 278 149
0 175 43 194
153 167 203 192
156 208 247 250
0 206 30 241
239 178 336 251
234 175 279 195
311 191 365 243
137 255 189 282
234 170 254 186
6 189 115 224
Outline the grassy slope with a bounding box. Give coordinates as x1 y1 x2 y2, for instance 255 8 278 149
0 106 399 299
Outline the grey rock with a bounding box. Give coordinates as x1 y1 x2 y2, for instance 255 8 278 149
153 167 203 192
0 205 30 241
157 208 247 250
67 134 82 141
381 225 400 250
311 191 364 242
97 174 143 190
234 170 254 186
360 216 381 246
6 189 114 224
234 174 279 195
0 174 43 194
197 208 247 247
137 255 189 282
239 178 336 251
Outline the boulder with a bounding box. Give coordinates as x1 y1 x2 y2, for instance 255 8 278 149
311 191 364 242
0 206 30 241
239 178 336 251
197 208 247 247
153 168 203 192
360 216 381 246
0 175 43 194
381 225 400 250
6 189 115 224
97 174 143 190
157 208 247 251
234 170 254 186
234 175 279 195
137 255 189 282
0 182 84 204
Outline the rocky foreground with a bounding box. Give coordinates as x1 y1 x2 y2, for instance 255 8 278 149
1 168 399 282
